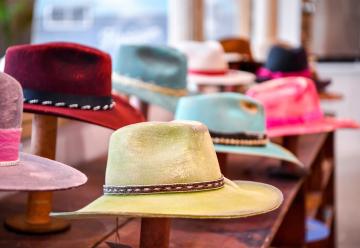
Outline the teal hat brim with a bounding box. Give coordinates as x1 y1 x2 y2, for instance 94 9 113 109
214 142 302 166
112 79 181 113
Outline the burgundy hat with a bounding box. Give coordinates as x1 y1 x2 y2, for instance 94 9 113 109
0 72 87 191
4 42 144 130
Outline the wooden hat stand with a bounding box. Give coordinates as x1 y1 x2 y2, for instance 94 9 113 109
139 218 171 248
5 114 69 234
124 152 225 248
135 91 230 248
135 101 172 248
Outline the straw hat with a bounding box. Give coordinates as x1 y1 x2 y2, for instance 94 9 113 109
52 121 282 219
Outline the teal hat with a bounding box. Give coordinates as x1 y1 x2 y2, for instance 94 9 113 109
175 93 302 165
112 45 188 112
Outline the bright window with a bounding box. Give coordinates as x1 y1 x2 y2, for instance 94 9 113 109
32 0 168 60
204 0 240 40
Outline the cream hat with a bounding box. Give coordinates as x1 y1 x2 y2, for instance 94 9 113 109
174 41 255 86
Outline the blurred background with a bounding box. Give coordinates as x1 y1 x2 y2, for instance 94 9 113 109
0 0 359 246
1 0 359 60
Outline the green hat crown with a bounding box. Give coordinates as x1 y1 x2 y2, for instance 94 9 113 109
105 121 222 190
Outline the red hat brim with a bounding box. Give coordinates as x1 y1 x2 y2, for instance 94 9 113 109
23 94 145 130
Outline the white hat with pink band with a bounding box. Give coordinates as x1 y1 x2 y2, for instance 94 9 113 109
173 41 255 86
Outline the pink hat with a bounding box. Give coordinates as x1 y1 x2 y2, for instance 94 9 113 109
0 72 87 191
246 77 359 137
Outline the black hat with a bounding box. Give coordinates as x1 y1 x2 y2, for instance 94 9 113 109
265 45 308 72
256 45 331 92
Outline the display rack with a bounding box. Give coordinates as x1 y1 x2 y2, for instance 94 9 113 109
104 132 336 247
0 132 336 247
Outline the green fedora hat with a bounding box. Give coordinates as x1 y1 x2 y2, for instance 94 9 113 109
175 93 302 165
112 45 188 112
52 121 282 219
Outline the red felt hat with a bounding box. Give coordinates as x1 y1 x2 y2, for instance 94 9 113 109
4 42 144 130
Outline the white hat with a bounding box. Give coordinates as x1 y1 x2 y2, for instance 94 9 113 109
173 41 255 86
0 56 5 72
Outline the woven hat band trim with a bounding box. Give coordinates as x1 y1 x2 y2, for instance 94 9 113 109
103 176 224 195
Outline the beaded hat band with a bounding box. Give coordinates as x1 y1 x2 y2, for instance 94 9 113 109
23 89 115 111
210 131 268 147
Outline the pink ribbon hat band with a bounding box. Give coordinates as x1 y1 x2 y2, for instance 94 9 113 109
0 128 21 166
257 67 312 80
0 71 88 191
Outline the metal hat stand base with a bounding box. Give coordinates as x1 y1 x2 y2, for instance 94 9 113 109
4 114 70 234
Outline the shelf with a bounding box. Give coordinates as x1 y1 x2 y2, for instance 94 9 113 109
306 156 334 219
321 157 334 191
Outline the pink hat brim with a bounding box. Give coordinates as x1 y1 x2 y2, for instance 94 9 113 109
0 153 87 191
267 117 360 137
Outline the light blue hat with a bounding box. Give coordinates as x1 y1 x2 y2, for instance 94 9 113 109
175 92 302 165
112 45 188 112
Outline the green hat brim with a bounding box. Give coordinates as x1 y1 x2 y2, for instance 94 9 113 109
51 179 282 219
214 142 302 166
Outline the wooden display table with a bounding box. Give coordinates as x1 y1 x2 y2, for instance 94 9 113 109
319 92 343 101
0 133 336 247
